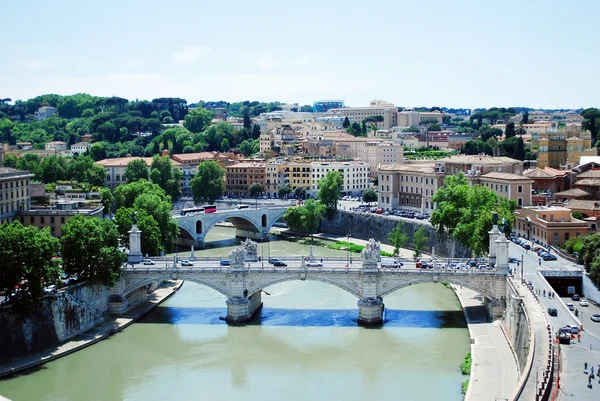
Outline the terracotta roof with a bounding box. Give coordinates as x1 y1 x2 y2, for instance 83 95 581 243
226 162 266 168
480 172 532 181
577 170 600 178
171 152 218 162
575 178 600 186
94 157 182 167
523 167 571 179
566 199 600 211
378 163 435 173
438 155 521 165
554 188 590 197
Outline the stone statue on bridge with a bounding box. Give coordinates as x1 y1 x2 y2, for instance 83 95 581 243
229 247 246 269
242 238 258 262
361 239 381 271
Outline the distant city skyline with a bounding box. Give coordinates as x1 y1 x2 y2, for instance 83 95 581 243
2 0 599 110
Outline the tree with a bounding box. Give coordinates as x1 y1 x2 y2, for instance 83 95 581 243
342 116 350 129
183 107 213 133
278 184 293 199
40 155 66 183
283 200 326 243
317 170 344 211
86 164 107 187
582 108 600 150
2 154 17 167
124 159 149 183
243 113 252 130
250 182 264 197
100 188 114 213
150 155 182 200
362 188 378 203
388 222 409 256
114 208 162 256
252 123 261 139
61 215 122 286
513 136 526 161
412 226 428 258
294 187 306 199
16 153 42 180
89 143 106 161
580 233 600 271
190 161 225 202
238 139 255 156
0 222 60 310
521 111 529 124
505 122 516 138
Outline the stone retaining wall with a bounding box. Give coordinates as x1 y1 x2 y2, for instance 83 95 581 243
0 283 109 363
319 211 471 258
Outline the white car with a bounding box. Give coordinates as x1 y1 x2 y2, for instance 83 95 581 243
306 261 323 267
579 299 589 307
143 259 155 265
591 314 600 322
181 260 194 266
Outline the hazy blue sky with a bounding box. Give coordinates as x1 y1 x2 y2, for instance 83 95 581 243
1 0 598 109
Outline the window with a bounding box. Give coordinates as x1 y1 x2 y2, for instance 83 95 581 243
518 185 523 193
565 233 569 241
553 233 558 241
518 198 523 206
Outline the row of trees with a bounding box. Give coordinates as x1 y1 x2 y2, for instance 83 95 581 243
0 215 123 312
578 233 600 287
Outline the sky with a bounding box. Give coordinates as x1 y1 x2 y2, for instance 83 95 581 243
1 0 599 110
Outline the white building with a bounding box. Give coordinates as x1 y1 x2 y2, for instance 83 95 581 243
45 141 68 152
310 161 370 196
70 142 93 155
396 108 444 127
328 100 398 130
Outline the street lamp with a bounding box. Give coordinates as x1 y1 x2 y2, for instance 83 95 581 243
261 232 265 267
346 232 351 266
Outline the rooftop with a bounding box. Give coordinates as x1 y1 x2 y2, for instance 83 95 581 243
554 188 590 197
480 172 533 181
438 155 521 165
378 163 436 173
94 156 182 167
565 199 600 211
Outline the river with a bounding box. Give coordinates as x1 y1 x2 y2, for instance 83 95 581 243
0 226 470 401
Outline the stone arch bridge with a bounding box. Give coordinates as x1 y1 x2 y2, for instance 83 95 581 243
111 239 511 326
175 206 288 248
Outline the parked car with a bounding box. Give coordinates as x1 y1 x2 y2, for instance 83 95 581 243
557 328 571 344
143 259 155 265
571 294 580 301
220 260 231 266
306 261 323 267
579 299 589 307
565 325 579 334
591 314 600 322
43 285 58 294
547 308 558 317
522 244 531 250
273 261 287 267
181 260 194 266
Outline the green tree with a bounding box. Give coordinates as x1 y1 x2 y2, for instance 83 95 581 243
2 154 17 167
184 107 213 133
521 111 529 124
317 170 344 211
388 221 409 256
284 199 326 243
0 222 60 310
114 208 161 256
238 139 255 156
581 108 600 149
362 188 378 203
89 143 106 161
86 164 107 187
150 155 182 200
124 159 149 183
100 187 114 213
580 233 600 270
252 123 261 139
412 226 428 258
16 153 42 180
250 182 264 197
513 136 526 161
190 161 225 202
61 215 122 286
40 155 66 183
243 113 252 130
505 122 516 138
278 184 292 198
342 116 350 129
65 155 94 183
294 187 306 199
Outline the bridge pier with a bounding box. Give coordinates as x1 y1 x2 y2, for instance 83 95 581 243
226 291 263 324
357 297 384 326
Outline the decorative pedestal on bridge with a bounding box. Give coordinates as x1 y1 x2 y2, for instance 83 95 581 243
128 223 143 264
357 239 385 325
225 247 263 323
242 238 258 262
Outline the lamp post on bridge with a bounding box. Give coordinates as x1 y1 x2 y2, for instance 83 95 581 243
346 232 351 267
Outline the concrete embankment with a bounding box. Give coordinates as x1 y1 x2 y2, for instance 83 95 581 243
0 280 183 379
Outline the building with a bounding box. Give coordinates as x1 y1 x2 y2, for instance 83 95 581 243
328 100 398 130
80 134 93 142
313 100 344 113
170 152 220 196
282 162 312 194
34 106 58 120
438 155 524 175
333 137 404 173
447 133 475 151
225 162 266 198
514 206 588 246
522 167 572 195
265 162 284 198
95 156 182 190
377 163 444 212
70 142 93 155
45 141 68 152
310 161 370 196
397 108 444 127
535 127 594 169
0 167 34 225
19 203 104 238
475 172 533 207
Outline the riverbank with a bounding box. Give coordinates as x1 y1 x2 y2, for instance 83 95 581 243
452 286 519 401
0 279 183 380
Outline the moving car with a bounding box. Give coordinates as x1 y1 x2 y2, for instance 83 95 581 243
542 253 557 261
547 308 558 317
381 258 403 268
269 258 284 265
306 261 323 267
564 325 579 334
181 260 194 266
273 261 287 267
566 303 574 311
143 259 155 265
219 260 231 266
579 299 589 307
591 314 600 322
571 294 580 301
556 328 571 344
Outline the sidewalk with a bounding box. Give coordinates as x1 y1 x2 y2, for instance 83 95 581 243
453 286 519 401
0 280 183 379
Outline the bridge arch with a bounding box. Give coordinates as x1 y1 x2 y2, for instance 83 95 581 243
196 220 202 234
246 276 362 299
122 277 229 298
379 276 496 301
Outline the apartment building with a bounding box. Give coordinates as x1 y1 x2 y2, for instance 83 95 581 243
334 138 404 173
19 203 104 238
535 127 594 169
438 155 524 175
265 162 283 198
0 167 34 225
397 108 444 127
476 172 533 207
514 206 588 246
171 152 220 196
225 162 266 197
281 162 312 193
95 156 182 189
328 100 398 129
310 161 370 196
70 142 93 155
45 141 68 152
377 163 444 212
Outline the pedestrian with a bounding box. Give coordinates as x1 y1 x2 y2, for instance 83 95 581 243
589 374 593 388
592 366 595 379
539 258 542 266
578 333 581 342
585 362 588 372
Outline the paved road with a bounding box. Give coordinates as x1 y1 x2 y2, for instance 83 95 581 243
509 240 600 399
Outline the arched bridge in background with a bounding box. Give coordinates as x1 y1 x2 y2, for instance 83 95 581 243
175 207 289 248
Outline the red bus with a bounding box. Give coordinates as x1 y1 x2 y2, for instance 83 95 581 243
204 205 217 213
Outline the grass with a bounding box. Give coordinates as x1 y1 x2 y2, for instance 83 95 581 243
461 379 469 395
275 234 394 257
461 352 472 375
